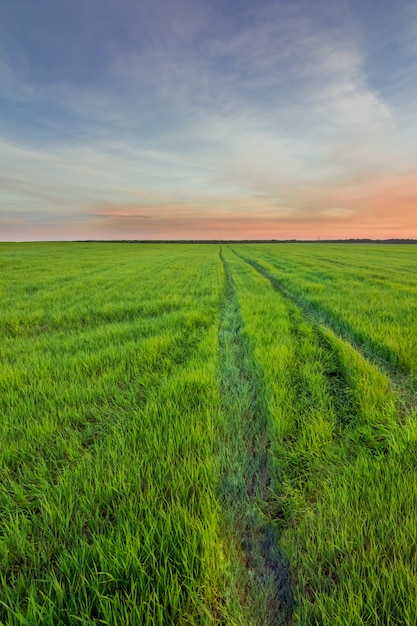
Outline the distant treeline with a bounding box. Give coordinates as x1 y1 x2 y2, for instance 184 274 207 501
76 238 417 244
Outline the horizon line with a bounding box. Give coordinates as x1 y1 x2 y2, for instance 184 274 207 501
2 238 417 245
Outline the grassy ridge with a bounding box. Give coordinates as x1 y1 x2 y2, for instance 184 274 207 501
0 243 224 624
224 246 417 624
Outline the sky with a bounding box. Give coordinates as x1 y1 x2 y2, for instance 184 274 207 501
1 0 417 241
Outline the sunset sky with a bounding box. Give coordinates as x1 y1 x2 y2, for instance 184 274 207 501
1 0 417 240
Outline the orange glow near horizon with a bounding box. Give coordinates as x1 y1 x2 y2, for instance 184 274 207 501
2 169 416 242
74 171 417 241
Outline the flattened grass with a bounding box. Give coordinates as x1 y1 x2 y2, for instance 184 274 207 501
216 251 292 625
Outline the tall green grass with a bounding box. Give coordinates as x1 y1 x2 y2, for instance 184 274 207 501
2 241 417 625
224 247 417 625
234 243 417 385
0 243 224 624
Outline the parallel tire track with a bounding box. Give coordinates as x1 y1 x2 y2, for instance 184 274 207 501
232 249 416 419
217 250 293 625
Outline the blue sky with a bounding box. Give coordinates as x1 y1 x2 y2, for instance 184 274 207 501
1 0 417 240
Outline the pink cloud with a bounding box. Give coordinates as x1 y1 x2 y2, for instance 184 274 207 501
4 170 417 241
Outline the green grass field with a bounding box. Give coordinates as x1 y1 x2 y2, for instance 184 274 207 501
1 242 416 625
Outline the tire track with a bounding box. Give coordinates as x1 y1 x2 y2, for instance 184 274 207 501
217 249 293 625
285 305 359 432
223 248 416 624
231 249 416 419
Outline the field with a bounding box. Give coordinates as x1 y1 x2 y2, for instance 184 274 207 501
1 242 416 625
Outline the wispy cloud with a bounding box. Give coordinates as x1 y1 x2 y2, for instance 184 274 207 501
1 0 416 239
